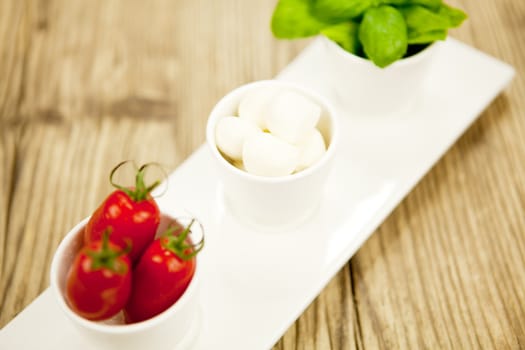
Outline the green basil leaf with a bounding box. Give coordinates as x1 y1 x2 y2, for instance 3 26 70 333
271 0 332 38
358 6 408 68
378 0 442 11
400 3 466 44
321 22 361 54
312 0 375 21
437 3 467 27
408 29 447 44
400 5 451 32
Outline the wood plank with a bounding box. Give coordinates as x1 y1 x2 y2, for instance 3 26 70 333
17 0 305 151
0 128 17 300
274 266 358 350
0 0 30 121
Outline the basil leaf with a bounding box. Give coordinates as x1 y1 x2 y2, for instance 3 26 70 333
400 3 466 44
408 29 447 44
271 0 332 38
379 0 442 11
321 22 361 54
437 3 467 27
400 5 451 32
312 0 375 21
359 6 408 68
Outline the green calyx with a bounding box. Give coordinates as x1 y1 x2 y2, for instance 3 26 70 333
109 162 161 202
161 219 205 261
87 230 128 273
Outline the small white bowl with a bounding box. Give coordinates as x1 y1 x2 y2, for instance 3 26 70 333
206 80 339 229
50 214 202 350
320 35 442 116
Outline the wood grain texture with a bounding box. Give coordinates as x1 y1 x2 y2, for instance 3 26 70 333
0 0 524 349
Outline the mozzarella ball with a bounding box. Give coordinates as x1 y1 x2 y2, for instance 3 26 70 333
215 116 260 160
242 133 300 177
265 91 321 145
238 87 279 129
296 129 326 171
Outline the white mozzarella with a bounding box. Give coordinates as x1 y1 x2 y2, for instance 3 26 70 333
296 129 326 171
238 87 279 129
242 133 300 177
265 91 321 145
215 116 260 160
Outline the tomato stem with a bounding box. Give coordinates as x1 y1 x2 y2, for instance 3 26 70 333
86 228 128 273
109 161 162 202
162 219 205 261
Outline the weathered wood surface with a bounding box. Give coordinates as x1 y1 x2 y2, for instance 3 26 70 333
1 0 524 348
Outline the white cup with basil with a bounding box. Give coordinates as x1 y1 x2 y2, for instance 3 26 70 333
271 0 467 116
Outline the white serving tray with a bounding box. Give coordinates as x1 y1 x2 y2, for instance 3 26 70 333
0 37 515 350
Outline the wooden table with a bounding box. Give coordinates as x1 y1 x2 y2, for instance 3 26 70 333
1 0 524 348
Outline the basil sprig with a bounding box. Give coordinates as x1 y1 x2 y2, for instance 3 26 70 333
271 0 467 68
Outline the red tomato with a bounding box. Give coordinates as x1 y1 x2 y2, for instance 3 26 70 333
66 232 132 321
84 164 161 262
124 219 204 323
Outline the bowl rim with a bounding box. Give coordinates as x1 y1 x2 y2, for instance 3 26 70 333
319 34 442 69
205 79 340 183
50 213 201 335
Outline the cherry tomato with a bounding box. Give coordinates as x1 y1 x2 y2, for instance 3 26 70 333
66 232 132 321
124 219 204 323
84 163 161 262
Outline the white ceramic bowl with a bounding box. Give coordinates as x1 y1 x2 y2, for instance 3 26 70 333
50 214 202 350
320 35 442 116
206 79 339 229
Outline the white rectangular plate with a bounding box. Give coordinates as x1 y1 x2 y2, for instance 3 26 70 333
0 38 515 350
